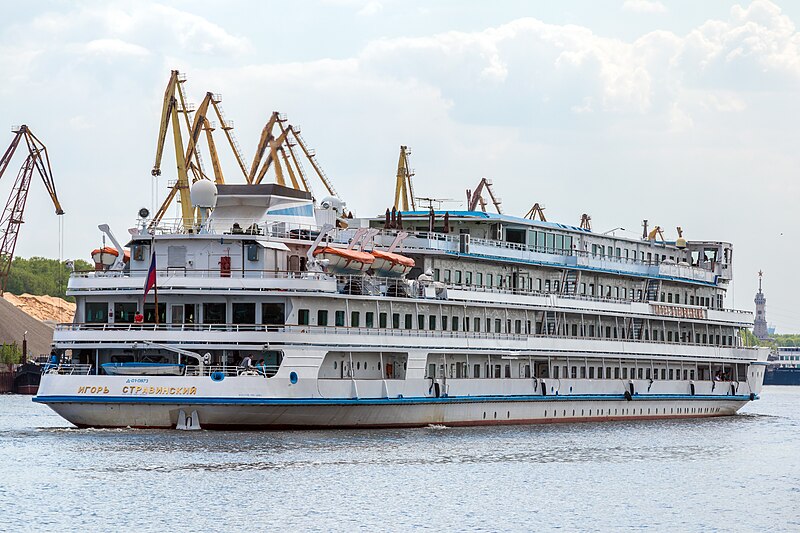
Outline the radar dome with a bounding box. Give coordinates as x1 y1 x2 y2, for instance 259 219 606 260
190 179 217 208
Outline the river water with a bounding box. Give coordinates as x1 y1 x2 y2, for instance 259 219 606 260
0 387 798 532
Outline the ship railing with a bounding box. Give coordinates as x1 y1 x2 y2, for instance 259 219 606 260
66 266 754 316
54 322 757 352
183 364 280 377
41 363 93 375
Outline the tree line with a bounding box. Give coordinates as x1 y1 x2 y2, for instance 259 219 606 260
4 256 92 301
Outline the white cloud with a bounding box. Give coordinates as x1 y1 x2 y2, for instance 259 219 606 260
80 38 150 58
358 1 383 16
622 0 667 14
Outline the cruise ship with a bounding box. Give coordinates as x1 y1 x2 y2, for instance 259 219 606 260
33 176 768 429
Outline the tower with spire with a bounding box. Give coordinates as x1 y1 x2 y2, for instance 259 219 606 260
754 270 769 340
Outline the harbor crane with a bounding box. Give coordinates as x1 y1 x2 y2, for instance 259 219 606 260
150 70 249 231
524 203 547 222
466 177 503 214
393 145 415 211
247 111 342 205
0 125 64 293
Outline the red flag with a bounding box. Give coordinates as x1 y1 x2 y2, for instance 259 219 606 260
144 252 157 297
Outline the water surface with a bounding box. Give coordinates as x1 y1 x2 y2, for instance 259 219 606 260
0 388 798 532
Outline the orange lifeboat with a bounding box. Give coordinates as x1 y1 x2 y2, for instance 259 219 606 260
91 247 130 270
313 246 375 274
371 249 415 277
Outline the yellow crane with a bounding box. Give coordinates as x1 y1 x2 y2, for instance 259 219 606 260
150 70 250 231
247 112 342 203
393 145 415 211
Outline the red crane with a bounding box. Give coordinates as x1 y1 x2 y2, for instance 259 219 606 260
0 125 64 293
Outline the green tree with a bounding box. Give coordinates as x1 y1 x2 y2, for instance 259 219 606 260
5 256 92 301
0 343 21 364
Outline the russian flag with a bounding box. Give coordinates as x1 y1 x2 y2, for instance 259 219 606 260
144 252 157 297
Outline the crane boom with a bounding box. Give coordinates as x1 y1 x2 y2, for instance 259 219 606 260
393 145 415 211
0 125 65 293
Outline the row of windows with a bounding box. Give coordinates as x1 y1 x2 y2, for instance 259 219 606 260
427 269 718 308
540 407 722 418
591 245 682 265
300 309 736 347
552 365 695 381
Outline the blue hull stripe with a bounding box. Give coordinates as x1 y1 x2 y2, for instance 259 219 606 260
33 393 755 406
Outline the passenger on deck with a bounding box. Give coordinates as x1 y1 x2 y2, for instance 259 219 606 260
240 354 253 369
255 359 266 375
134 311 144 323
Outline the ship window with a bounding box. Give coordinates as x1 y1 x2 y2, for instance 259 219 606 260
581 366 586 378
487 274 493 287
554 280 560 292
555 234 564 252
232 303 256 324
444 270 451 283
506 319 512 334
132 243 147 261
564 236 573 253
465 271 472 285
474 317 481 332
605 326 611 338
545 280 551 292
114 302 137 324
495 364 502 378
476 272 483 286
690 370 695 380
405 314 413 329
366 312 374 328
429 315 437 330
455 270 462 284
474 364 481 378
262 303 285 325
553 366 560 379
379 312 388 328
428 363 436 378
515 320 522 334
622 368 628 379
442 316 448 331
486 318 491 332
351 311 360 328
545 233 555 252
85 302 108 323
451 316 459 331
298 309 310 325
492 318 499 333
526 320 531 335
589 367 595 379
392 313 400 329
669 369 674 380
434 268 440 281
616 247 621 257
335 311 345 327
589 325 595 337
571 366 577 379
505 364 511 378
661 369 666 380
418 314 425 330
203 303 226 324
246 244 259 262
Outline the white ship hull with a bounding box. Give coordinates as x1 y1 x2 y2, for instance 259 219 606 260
35 372 757 429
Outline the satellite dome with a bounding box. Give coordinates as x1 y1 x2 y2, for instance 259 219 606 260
190 179 217 208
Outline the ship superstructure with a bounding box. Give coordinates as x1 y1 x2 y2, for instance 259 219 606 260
34 178 767 429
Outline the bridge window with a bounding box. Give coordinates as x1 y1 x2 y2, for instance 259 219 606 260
351 311 360 328
404 314 413 329
379 312 388 328
86 302 108 323
429 315 437 330
232 303 255 324
298 309 310 325
392 313 400 329
451 316 459 331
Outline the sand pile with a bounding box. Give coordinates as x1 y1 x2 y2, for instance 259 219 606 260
2 293 75 324
0 297 54 357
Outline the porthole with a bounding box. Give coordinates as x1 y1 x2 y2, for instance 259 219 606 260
573 409 575 416
356 362 360 370
545 410 548 417
333 361 338 369
563 410 566 416
581 409 584 416
507 411 510 419
494 411 497 419
589 410 592 416
483 412 486 419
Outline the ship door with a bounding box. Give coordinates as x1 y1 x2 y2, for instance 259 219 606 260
386 363 394 379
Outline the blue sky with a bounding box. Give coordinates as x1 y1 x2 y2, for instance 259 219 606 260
1 0 799 330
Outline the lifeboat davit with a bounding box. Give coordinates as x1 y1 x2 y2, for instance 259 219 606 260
313 246 375 274
371 250 415 277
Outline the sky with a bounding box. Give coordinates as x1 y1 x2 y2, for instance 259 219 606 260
1 0 799 330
